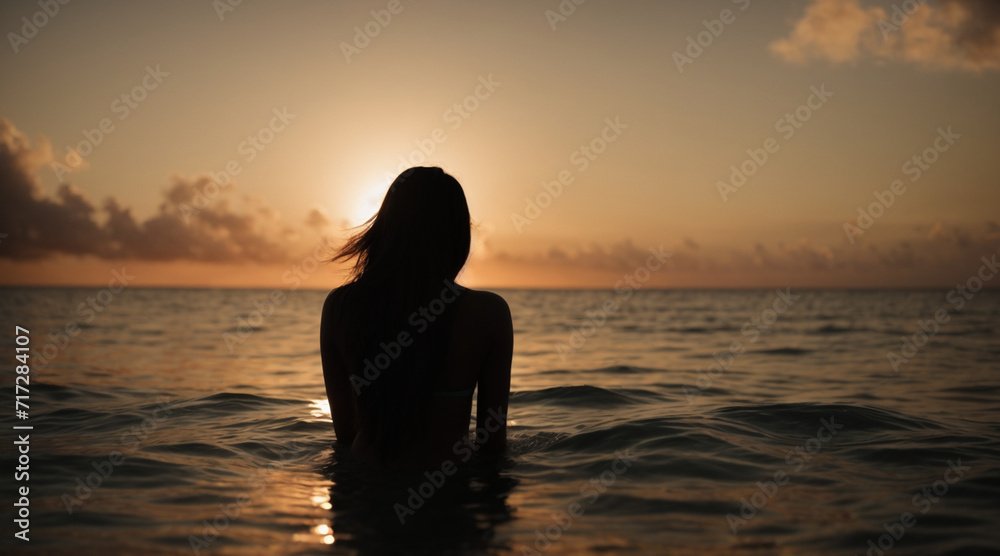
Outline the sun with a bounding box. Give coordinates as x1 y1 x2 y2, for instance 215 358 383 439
346 178 390 227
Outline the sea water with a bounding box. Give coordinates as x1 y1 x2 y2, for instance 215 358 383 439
1 287 998 555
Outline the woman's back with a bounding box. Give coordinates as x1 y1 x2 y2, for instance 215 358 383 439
321 283 512 467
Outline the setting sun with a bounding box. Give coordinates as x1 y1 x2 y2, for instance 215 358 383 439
345 178 389 228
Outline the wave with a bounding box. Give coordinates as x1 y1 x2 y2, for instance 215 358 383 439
752 347 814 356
708 402 946 434
811 324 859 334
186 392 303 409
512 385 661 407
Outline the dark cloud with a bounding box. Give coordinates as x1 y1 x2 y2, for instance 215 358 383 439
0 119 316 263
943 0 1000 58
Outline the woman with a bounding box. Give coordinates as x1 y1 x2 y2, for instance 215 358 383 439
321 167 513 468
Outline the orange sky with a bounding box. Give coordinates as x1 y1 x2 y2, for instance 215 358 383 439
2 0 999 289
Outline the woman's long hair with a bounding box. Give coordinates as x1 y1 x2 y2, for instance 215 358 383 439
333 167 471 461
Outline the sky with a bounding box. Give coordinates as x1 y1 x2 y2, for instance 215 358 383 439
1 0 999 289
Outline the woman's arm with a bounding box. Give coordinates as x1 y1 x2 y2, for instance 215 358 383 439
476 292 513 455
320 289 358 447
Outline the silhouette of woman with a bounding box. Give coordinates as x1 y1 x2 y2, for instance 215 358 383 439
321 167 513 468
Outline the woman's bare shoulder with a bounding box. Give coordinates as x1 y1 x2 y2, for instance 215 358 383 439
458 288 510 316
322 283 356 318
454 288 512 338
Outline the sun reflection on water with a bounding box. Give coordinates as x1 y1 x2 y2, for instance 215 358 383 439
313 524 335 544
311 486 332 511
309 398 331 421
290 487 337 545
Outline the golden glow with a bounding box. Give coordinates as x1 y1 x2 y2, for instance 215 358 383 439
346 179 389 228
309 399 331 421
293 522 335 545
311 486 333 511
1 3 996 290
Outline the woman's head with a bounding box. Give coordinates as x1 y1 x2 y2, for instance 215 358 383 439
337 167 471 285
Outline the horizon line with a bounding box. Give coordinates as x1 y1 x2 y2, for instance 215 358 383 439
2 284 998 293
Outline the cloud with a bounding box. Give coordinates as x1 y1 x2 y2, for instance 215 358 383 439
0 119 321 263
496 239 677 272
771 0 885 64
496 222 998 279
305 206 332 229
771 0 1000 72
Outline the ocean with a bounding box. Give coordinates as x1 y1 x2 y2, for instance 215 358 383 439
1 287 998 555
